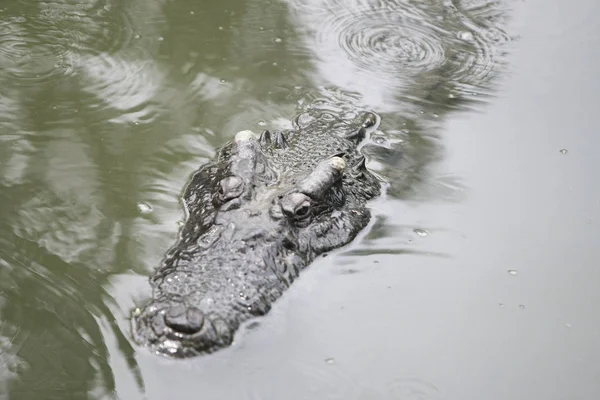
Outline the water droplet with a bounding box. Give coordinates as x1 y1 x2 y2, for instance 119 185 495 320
586 220 592 224
458 31 474 41
565 323 572 328
137 202 153 214
414 228 429 237
190 11 195 15
257 120 267 126
157 36 164 41
433 113 439 118
325 358 335 364
218 26 224 30
499 303 505 308
519 304 525 309
220 79 227 84
508 270 518 276
259 26 265 31
559 149 568 154
273 37 282 43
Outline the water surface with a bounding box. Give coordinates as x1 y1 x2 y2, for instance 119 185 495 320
0 0 598 399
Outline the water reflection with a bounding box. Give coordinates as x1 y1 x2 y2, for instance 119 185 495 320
0 0 141 87
0 227 136 398
0 0 513 396
78 54 166 124
287 0 511 112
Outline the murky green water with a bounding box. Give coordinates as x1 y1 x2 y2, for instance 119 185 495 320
1 0 599 399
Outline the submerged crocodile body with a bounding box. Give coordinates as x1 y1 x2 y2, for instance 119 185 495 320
132 108 382 357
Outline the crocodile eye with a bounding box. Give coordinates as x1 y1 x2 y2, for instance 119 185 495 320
281 192 312 222
295 203 310 218
218 176 244 202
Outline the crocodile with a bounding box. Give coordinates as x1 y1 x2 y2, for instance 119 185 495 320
132 108 382 357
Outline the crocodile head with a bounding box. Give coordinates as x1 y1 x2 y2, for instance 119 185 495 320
132 110 381 357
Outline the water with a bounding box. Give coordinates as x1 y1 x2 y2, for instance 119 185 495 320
0 0 599 399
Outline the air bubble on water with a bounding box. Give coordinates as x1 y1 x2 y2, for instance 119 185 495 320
190 11 195 15
449 93 455 98
218 26 224 30
325 358 335 364
273 37 282 43
507 270 518 276
157 36 164 41
559 149 568 154
137 202 153 214
433 113 439 118
220 79 227 84
458 31 474 41
565 323 572 328
257 120 266 126
259 26 265 31
499 303 505 308
519 304 525 309
163 340 179 355
414 228 429 237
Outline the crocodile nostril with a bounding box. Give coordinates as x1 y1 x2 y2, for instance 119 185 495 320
164 305 205 334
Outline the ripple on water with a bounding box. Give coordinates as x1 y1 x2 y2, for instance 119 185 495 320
387 374 440 399
326 7 447 77
246 358 364 400
0 16 75 85
0 1 135 86
78 54 165 124
289 0 511 99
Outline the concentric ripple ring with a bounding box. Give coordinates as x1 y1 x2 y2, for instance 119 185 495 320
328 11 447 77
290 0 512 95
0 1 136 86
